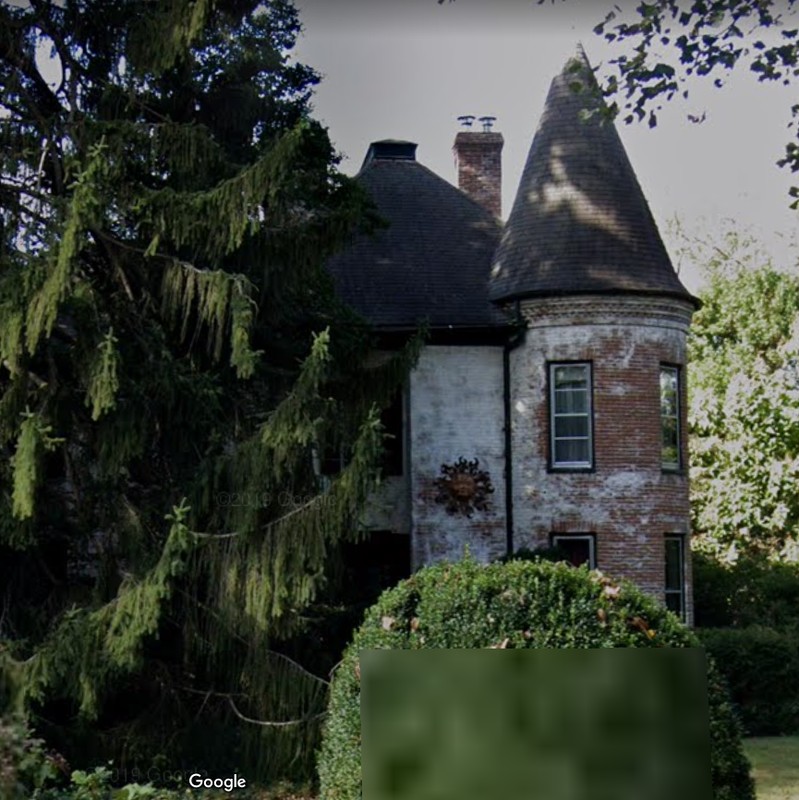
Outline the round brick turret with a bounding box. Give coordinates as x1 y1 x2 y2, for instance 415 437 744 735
509 296 695 621
494 46 699 622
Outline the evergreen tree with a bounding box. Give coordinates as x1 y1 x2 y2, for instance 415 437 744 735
0 0 413 781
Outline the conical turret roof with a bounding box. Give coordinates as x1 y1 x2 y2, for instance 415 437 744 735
489 46 696 306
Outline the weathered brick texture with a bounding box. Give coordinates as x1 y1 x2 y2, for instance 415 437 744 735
361 295 696 624
510 295 695 623
453 131 503 219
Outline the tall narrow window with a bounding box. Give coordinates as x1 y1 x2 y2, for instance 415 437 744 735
664 535 685 619
660 365 681 470
550 362 593 469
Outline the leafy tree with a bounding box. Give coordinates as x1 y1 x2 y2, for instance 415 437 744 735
589 1 799 197
0 0 412 782
686 228 799 559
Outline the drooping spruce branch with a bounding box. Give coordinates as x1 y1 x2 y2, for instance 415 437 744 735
0 0 405 782
160 260 262 378
10 501 197 719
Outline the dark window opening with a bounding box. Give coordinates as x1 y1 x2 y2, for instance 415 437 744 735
665 534 685 619
550 533 596 569
320 443 347 477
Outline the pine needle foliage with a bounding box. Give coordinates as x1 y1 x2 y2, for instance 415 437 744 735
85 329 121 420
0 0 408 784
11 410 64 524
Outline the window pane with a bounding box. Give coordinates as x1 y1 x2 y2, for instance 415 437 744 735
660 367 678 398
554 388 588 414
662 446 679 468
665 592 683 615
660 366 681 468
554 365 588 390
665 538 683 591
661 390 678 418
551 363 592 468
554 416 589 438
662 417 679 467
554 439 589 464
554 537 592 568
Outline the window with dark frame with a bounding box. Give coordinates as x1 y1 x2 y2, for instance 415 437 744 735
660 365 681 471
551 533 596 569
664 534 685 619
549 362 593 469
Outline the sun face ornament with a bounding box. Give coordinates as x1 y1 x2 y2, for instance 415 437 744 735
434 457 494 517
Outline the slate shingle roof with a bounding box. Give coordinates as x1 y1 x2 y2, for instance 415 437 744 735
489 46 697 307
325 141 506 330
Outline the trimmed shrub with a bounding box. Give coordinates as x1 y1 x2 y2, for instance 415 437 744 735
699 626 799 736
317 557 754 800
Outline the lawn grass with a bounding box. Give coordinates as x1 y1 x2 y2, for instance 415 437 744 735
745 737 799 800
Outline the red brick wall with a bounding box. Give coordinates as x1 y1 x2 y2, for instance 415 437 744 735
510 296 696 623
453 131 503 219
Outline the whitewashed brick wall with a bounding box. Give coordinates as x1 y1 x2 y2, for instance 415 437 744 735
408 345 507 569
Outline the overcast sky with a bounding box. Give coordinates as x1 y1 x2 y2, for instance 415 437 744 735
293 0 798 293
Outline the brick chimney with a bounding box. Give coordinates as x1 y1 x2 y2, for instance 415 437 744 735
453 121 503 218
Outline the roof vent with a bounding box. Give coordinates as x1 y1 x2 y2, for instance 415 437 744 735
364 140 418 165
457 115 476 128
479 115 497 132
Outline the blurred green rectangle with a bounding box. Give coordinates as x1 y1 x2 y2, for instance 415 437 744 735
361 648 711 800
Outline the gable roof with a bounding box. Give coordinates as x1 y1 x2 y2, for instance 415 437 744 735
325 141 507 331
489 46 697 307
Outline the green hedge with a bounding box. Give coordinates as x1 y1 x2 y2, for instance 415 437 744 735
699 626 799 736
693 551 799 630
317 557 754 800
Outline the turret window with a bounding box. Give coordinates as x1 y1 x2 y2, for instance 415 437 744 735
660 365 681 471
549 362 593 469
